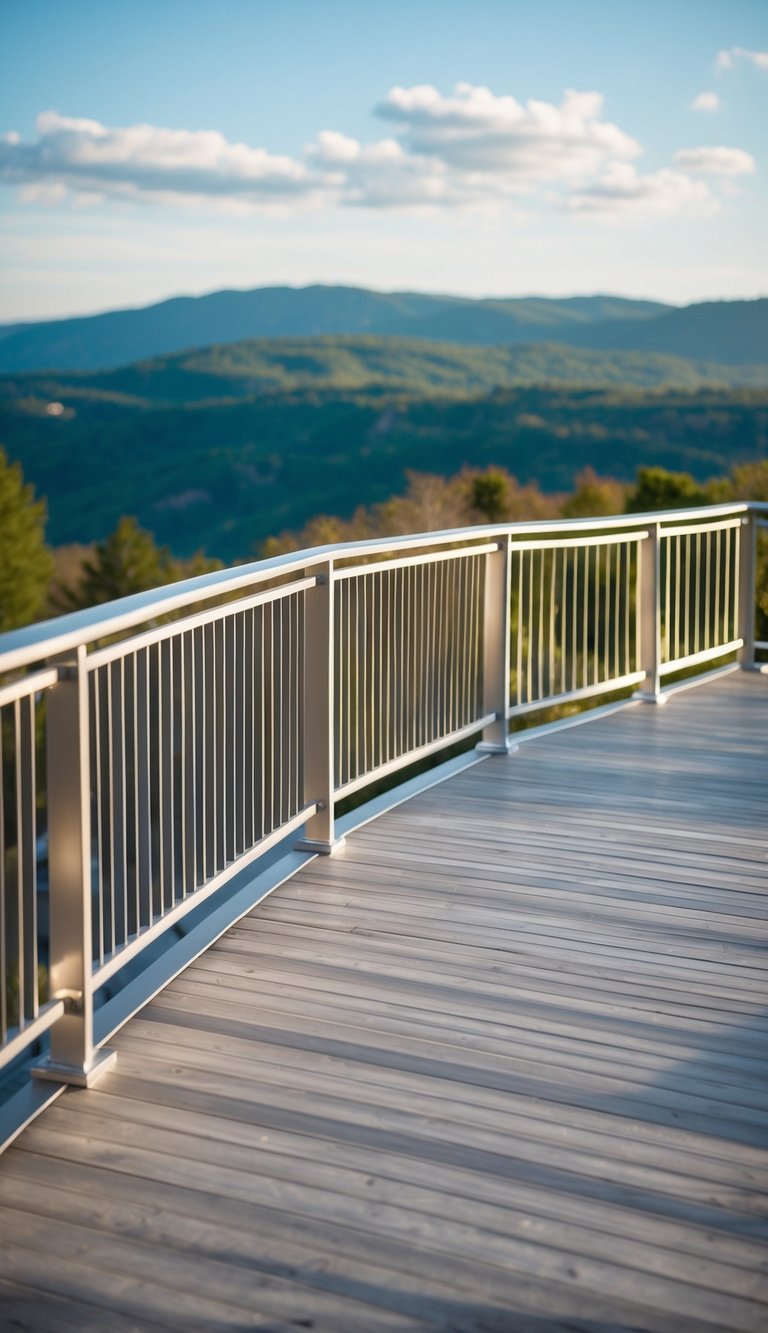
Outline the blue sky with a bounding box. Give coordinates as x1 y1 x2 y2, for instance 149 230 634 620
1 0 766 320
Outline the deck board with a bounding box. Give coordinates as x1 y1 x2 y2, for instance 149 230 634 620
0 671 766 1331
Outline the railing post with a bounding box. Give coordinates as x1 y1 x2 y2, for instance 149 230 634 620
296 560 344 854
477 536 517 755
634 522 666 704
33 647 115 1086
738 511 757 670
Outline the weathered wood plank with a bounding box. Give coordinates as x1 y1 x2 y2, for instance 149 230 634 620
0 671 765 1330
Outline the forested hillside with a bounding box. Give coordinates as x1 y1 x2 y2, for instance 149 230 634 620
3 335 767 405
2 375 766 560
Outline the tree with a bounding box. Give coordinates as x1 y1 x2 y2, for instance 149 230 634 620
61 516 223 609
624 467 708 514
74 517 174 606
560 468 627 519
0 447 53 633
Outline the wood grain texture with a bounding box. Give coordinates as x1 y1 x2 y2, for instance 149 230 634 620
0 671 766 1331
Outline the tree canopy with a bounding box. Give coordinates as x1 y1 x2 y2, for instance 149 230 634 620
0 446 52 633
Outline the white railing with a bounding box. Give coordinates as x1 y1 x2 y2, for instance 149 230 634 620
0 500 765 1099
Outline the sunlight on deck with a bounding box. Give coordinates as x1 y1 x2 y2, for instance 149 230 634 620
0 672 766 1332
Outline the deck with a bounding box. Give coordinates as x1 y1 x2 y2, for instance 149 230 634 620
0 670 766 1332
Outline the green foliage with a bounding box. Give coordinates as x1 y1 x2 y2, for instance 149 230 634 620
1 378 766 561
470 470 512 522
5 335 768 409
262 467 560 557
624 467 709 513
0 446 52 632
560 468 628 519
60 516 222 610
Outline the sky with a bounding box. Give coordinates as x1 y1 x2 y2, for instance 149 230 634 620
0 0 766 322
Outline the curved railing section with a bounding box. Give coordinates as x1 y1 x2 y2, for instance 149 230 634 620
0 500 765 1095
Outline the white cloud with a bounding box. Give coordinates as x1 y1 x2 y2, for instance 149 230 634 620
310 132 451 208
569 164 716 217
376 83 640 185
674 146 755 176
0 85 749 225
0 111 320 207
716 47 768 73
690 92 720 111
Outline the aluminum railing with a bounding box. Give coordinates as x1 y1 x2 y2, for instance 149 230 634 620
0 500 765 1094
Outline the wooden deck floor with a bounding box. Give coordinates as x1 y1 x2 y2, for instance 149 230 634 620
0 670 766 1332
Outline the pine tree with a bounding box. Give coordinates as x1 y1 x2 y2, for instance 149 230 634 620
0 447 53 633
73 516 175 606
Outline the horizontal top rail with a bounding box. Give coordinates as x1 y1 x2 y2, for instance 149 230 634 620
0 665 60 708
336 541 500 581
85 574 319 671
508 530 649 552
660 516 745 539
0 500 759 675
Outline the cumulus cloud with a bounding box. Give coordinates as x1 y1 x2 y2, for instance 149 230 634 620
674 146 755 176
309 131 451 207
691 91 720 111
568 164 716 217
716 47 768 73
0 111 319 206
376 83 640 185
0 84 754 223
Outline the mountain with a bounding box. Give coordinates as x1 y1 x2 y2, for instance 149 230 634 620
4 335 767 409
0 286 670 373
561 300 768 366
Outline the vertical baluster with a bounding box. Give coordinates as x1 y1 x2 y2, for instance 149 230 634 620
432 559 437 741
291 595 298 817
89 673 104 963
15 696 36 1023
724 526 732 645
450 557 456 735
581 546 589 690
694 532 701 656
0 713 6 1042
592 545 600 686
384 570 391 765
559 547 567 696
547 549 556 697
297 560 341 853
674 534 681 661
333 581 342 789
715 528 722 645
124 654 137 936
202 624 215 877
616 545 623 676
234 613 245 853
342 577 350 786
191 628 205 884
283 595 292 822
182 631 196 895
704 529 712 650
626 543 633 674
258 605 266 843
465 555 474 723
135 648 151 929
732 523 741 650
161 638 175 904
107 661 119 954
